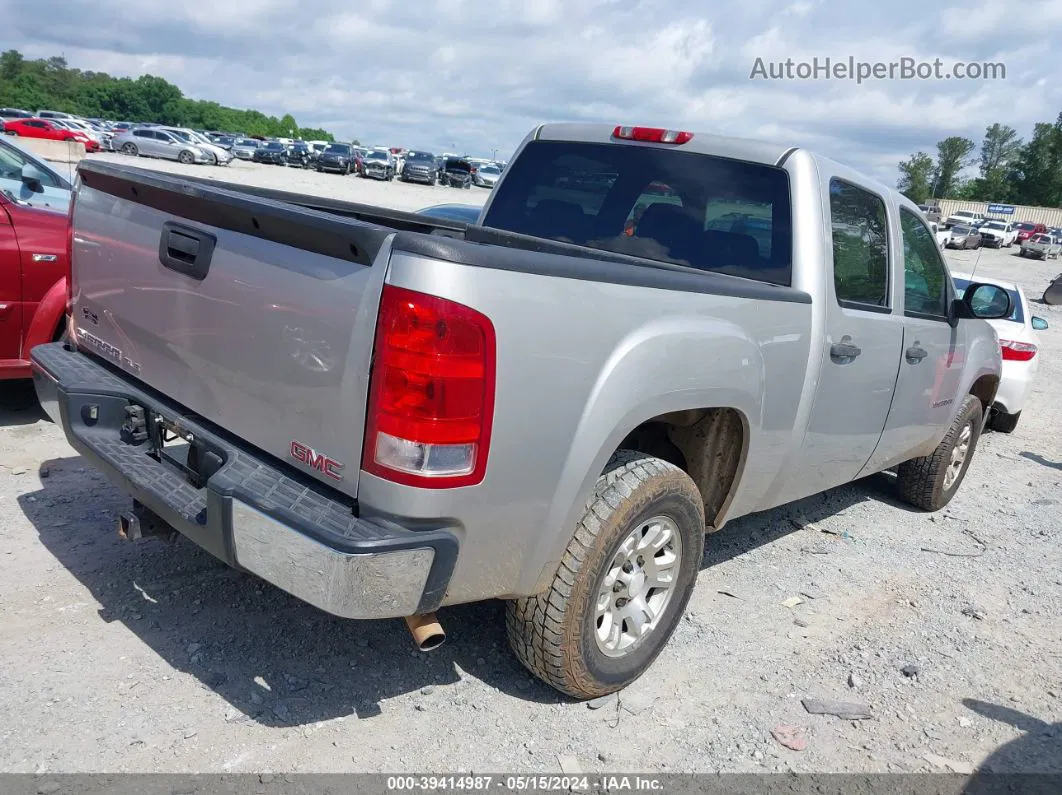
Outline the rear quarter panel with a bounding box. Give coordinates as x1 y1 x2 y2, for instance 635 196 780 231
357 252 813 602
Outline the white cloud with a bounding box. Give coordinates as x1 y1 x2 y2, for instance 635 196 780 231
3 0 1059 184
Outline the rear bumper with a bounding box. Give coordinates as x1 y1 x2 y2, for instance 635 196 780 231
993 359 1036 415
31 342 458 620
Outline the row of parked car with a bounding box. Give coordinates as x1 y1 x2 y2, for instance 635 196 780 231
927 209 1062 260
1 109 508 189
225 137 506 188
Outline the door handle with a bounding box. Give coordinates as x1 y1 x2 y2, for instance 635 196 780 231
158 222 216 281
905 344 928 364
830 338 862 363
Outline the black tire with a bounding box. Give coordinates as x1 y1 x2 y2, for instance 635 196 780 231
506 450 705 699
121 142 138 157
989 410 1021 434
178 150 195 165
896 395 983 511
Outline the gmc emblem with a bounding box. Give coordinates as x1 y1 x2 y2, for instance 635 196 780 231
289 440 344 481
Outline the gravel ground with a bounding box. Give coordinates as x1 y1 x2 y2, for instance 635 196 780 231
0 157 1059 775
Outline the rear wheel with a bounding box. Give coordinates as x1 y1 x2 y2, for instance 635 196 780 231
989 409 1021 434
896 394 983 511
506 450 705 699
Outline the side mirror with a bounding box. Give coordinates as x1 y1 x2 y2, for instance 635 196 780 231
20 163 45 192
1032 316 1049 331
953 282 1012 321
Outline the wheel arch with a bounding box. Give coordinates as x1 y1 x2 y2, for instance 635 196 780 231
22 277 68 357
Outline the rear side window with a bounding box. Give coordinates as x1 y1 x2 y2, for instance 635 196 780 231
482 140 793 286
828 178 889 309
899 208 950 318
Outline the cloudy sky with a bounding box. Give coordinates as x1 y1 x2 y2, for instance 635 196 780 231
3 0 1061 183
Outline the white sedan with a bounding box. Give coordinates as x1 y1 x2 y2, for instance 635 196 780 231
952 271 1049 433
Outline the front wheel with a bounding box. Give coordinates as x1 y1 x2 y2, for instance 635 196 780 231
896 394 983 511
506 450 705 699
177 150 195 165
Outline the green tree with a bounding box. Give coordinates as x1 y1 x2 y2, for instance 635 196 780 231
0 49 343 142
897 152 935 204
1010 121 1062 207
933 136 977 198
976 123 1022 201
0 49 24 81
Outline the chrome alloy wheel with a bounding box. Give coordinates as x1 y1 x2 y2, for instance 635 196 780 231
594 515 682 658
943 422 972 490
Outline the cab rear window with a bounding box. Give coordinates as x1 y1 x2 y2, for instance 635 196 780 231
482 140 793 286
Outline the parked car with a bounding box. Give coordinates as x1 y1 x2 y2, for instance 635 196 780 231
253 141 288 165
2 117 100 152
316 142 355 174
945 224 982 249
158 127 233 166
473 163 502 189
1044 272 1062 305
0 138 71 379
51 118 105 148
942 209 984 229
36 123 1012 700
1019 233 1061 260
361 149 395 180
0 135 72 212
399 151 439 184
1014 221 1047 243
952 272 1047 433
231 138 260 160
35 110 76 120
929 221 951 249
0 108 34 121
977 220 1017 248
286 142 313 169
917 202 942 223
1047 227 1062 244
112 128 212 164
440 156 473 188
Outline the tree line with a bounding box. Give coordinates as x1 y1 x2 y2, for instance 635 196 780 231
897 112 1062 208
0 50 338 142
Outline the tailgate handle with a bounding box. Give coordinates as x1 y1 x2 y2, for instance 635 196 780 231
159 222 216 281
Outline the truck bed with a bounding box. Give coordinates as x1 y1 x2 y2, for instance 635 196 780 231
69 160 806 502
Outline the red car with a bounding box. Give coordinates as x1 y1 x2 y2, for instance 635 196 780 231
2 117 100 152
1014 221 1047 243
0 187 70 380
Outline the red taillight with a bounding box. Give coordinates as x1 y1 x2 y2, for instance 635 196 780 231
362 285 496 488
612 126 693 144
1000 339 1037 361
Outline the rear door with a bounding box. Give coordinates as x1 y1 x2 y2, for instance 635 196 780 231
861 207 963 472
794 176 905 493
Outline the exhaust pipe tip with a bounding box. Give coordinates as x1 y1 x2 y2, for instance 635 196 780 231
405 613 446 651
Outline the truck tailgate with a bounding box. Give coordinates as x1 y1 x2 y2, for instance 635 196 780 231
69 162 395 497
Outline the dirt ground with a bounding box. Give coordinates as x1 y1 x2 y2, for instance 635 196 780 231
0 159 1059 774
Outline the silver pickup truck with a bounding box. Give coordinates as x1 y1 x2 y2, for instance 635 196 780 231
32 123 1013 699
